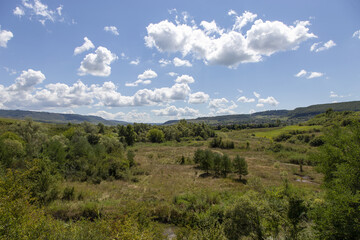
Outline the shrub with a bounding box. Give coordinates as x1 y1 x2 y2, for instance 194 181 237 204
309 136 324 147
147 128 165 143
62 186 75 201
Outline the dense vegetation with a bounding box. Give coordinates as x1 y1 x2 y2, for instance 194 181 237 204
0 110 359 239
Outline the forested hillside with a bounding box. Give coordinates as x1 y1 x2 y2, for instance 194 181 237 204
164 100 360 125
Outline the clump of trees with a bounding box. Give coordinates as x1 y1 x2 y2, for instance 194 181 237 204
210 137 235 149
193 149 248 179
311 122 360 239
147 128 165 143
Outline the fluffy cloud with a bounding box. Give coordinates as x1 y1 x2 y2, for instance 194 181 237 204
138 69 157 80
258 96 279 106
0 27 14 48
175 75 194 84
310 40 336 52
209 98 237 115
125 79 151 87
132 83 190 106
0 74 195 110
8 69 45 92
246 20 316 56
188 92 209 104
237 96 255 103
19 0 63 25
104 26 119 36
13 7 25 16
173 57 192 67
200 20 223 35
295 69 307 77
74 37 95 55
232 11 257 31
78 46 118 77
152 105 199 117
352 30 360 39
295 69 324 79
145 13 316 68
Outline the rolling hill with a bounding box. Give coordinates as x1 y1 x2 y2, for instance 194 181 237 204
163 100 360 125
0 109 128 125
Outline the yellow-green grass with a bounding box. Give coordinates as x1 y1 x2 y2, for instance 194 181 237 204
50 135 322 220
252 125 322 139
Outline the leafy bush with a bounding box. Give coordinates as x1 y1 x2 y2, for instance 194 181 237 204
147 128 165 143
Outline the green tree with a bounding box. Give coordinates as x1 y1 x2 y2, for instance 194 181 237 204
0 132 25 168
311 123 360 239
224 193 264 240
213 153 222 176
221 154 232 177
200 150 214 174
125 125 136 146
98 122 105 134
147 128 165 143
233 155 248 180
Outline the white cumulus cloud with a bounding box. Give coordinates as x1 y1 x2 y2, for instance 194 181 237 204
0 27 14 48
104 26 119 36
78 46 118 77
209 98 237 115
152 105 199 117
175 75 194 84
8 69 45 92
258 96 279 106
74 37 95 55
145 13 316 68
237 96 255 103
138 69 157 80
188 92 209 104
173 57 192 67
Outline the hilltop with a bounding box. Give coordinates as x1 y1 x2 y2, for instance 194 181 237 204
164 100 360 125
0 109 128 125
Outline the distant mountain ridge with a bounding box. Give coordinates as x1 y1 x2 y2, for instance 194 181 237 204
164 100 360 125
0 109 128 125
0 101 359 126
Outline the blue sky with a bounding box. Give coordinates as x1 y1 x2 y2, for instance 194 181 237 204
0 0 359 123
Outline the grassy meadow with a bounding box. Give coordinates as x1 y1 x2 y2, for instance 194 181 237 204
1 110 359 239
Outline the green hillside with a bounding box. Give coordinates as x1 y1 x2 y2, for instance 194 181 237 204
164 101 360 125
0 109 128 125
